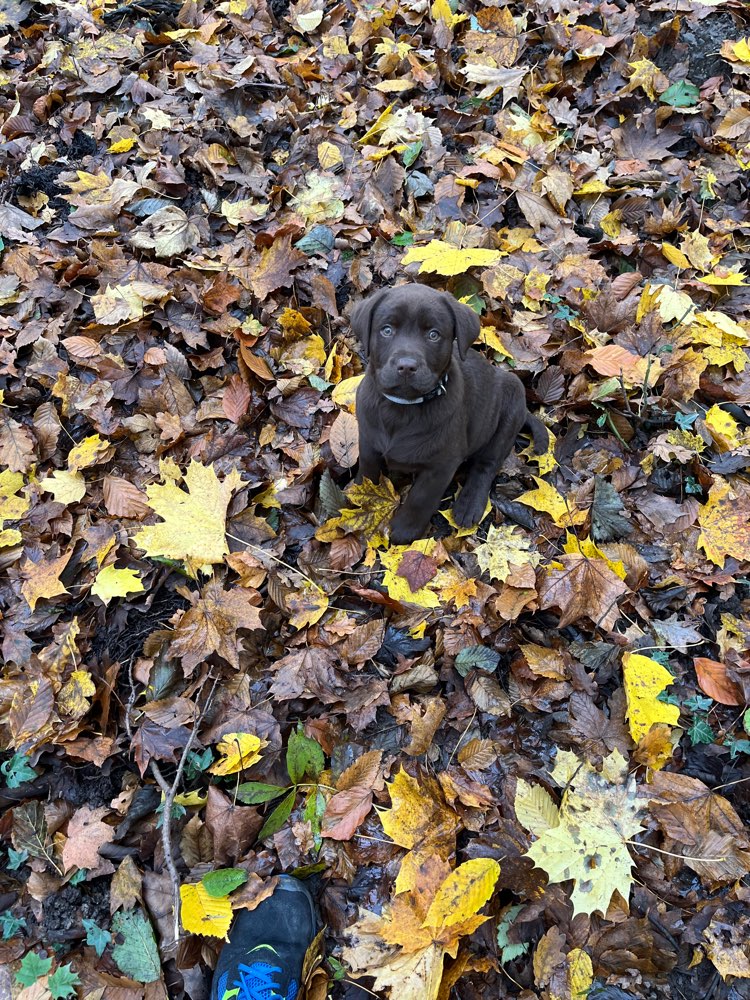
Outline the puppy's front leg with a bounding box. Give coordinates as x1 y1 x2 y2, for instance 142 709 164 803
390 464 458 545
356 440 385 485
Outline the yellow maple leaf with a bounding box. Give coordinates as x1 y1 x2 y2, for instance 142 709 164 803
180 882 233 939
41 469 86 505
622 652 680 743
699 269 748 287
516 477 586 527
379 768 459 894
697 476 750 568
625 58 662 99
134 461 242 574
21 550 71 611
430 0 467 29
0 468 28 525
91 565 145 606
522 750 645 917
704 404 742 452
316 476 400 548
401 240 503 276
380 539 441 608
58 670 96 719
563 533 626 580
208 733 268 776
343 856 499 1000
473 524 540 582
423 858 500 931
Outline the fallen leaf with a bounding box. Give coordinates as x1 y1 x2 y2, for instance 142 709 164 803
62 805 113 873
209 733 268 776
473 524 541 582
522 750 645 916
697 477 750 568
694 657 745 706
170 581 263 671
134 461 243 573
401 240 503 276
180 882 233 939
622 652 681 742
322 749 383 840
538 554 629 630
91 565 144 605
21 550 71 611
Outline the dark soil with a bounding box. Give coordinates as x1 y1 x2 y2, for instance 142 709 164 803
42 879 110 944
652 11 743 83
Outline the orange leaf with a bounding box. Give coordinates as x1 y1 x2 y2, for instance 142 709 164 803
694 657 745 706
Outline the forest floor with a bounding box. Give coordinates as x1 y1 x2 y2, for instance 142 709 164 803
2 0 750 998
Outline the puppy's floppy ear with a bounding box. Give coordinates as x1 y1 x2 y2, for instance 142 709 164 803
444 293 480 360
350 288 389 358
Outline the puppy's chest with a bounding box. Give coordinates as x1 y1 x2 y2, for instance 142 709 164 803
373 409 454 469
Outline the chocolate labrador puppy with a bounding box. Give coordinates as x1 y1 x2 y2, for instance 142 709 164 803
352 284 548 545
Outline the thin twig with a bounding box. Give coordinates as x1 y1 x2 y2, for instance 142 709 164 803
126 661 218 944
627 840 726 863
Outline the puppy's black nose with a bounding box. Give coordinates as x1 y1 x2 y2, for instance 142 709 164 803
395 356 418 375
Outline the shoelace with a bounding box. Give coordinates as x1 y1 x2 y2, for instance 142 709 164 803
235 961 283 1000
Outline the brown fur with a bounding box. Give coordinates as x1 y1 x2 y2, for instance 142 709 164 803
352 284 548 544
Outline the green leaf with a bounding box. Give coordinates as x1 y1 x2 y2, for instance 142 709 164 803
295 225 334 256
1 912 26 940
660 80 699 107
591 476 632 542
258 788 296 841
402 141 422 168
236 781 289 805
201 867 248 898
286 728 325 784
744 707 750 735
455 645 501 677
82 918 111 957
15 951 52 987
111 910 161 983
688 717 715 745
8 847 29 870
302 784 326 852
1 752 37 788
48 963 81 1000
496 904 530 964
391 232 414 247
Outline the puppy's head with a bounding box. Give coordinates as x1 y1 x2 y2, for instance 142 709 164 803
350 284 479 399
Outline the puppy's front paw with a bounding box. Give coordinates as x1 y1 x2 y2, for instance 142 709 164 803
453 488 490 530
389 510 426 546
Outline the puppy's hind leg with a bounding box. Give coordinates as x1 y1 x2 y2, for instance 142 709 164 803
452 417 524 528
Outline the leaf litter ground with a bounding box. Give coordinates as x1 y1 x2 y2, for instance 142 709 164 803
2 0 750 999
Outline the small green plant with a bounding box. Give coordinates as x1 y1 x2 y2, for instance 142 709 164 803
1 753 37 789
1 912 26 939
236 727 326 842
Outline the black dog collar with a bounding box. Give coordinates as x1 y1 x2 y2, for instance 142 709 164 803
381 372 449 406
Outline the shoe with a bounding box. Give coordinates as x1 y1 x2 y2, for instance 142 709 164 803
211 876 318 1000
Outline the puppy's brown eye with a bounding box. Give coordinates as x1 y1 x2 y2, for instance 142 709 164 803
381 325 393 337
427 329 440 342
